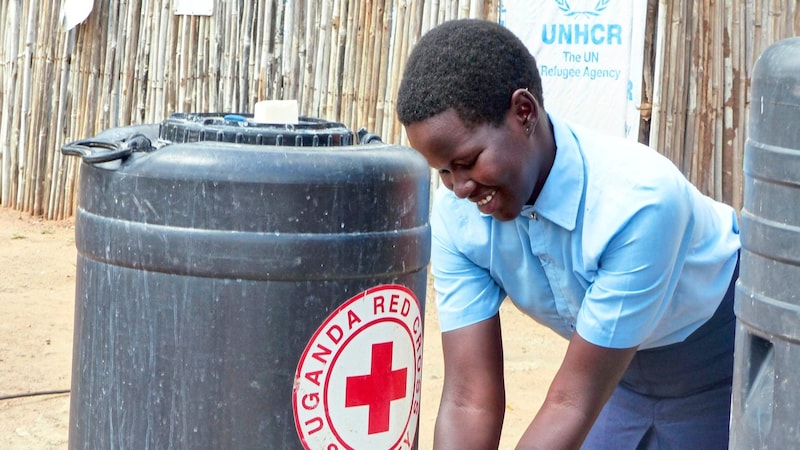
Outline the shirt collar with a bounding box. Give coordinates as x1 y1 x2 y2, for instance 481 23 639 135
520 114 584 231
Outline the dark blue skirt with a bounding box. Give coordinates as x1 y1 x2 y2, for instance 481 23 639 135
582 264 738 450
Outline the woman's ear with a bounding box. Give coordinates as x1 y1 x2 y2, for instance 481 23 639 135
510 88 540 134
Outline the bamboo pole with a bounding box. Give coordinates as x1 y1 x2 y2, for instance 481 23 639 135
726 0 746 210
372 0 390 135
685 1 702 191
216 3 226 111
361 0 378 130
86 8 104 140
33 0 58 217
269 0 282 99
385 0 408 142
62 26 87 217
99 0 116 132
332 0 343 122
325 0 344 119
185 16 198 112
188 16 199 112
221 0 232 111
665 1 686 168
300 0 312 109
159 3 170 114
337 0 351 118
240 1 253 112
59 16 80 219
134 1 151 121
1 0 22 207
638 0 658 146
226 1 238 111
651 0 667 151
372 0 385 130
310 0 331 117
177 16 189 112
253 0 266 100
345 0 365 128
322 0 336 118
469 0 483 18
712 0 724 201
443 0 454 22
197 11 209 112
282 0 295 100
17 0 36 210
355 0 373 129
148 2 163 119
120 0 139 123
339 0 356 126
7 1 24 210
37 2 52 218
71 24 87 149
49 29 74 219
165 3 179 115
676 2 692 176
108 0 125 128
20 0 44 216
268 0 283 100
301 0 317 115
723 0 740 208
293 0 307 104
649 0 666 156
459 0 470 18
320 0 333 118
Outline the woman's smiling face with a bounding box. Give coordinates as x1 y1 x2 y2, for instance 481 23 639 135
405 106 551 222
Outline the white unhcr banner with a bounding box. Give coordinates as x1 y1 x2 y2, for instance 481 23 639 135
500 0 647 140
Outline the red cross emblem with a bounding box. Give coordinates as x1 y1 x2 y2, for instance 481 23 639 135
345 341 408 434
293 285 423 449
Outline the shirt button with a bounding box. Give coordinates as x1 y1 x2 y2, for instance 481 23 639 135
529 211 538 220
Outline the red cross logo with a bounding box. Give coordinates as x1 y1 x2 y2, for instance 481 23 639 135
293 285 422 449
345 341 408 434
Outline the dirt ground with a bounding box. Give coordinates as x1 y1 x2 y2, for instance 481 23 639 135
0 206 567 449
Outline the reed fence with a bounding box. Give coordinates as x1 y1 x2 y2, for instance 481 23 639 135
645 0 799 212
1 0 797 219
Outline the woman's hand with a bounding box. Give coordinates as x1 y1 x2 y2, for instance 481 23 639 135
434 314 506 450
516 332 637 450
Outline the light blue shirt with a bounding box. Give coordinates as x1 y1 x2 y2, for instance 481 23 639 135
431 116 740 349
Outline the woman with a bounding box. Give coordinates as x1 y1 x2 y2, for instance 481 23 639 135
396 19 740 449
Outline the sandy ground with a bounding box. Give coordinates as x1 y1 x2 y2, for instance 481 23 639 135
0 206 567 449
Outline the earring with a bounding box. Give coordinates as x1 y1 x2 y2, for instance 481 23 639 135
526 116 537 136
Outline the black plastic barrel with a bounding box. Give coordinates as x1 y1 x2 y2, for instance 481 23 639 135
732 37 800 449
63 114 430 449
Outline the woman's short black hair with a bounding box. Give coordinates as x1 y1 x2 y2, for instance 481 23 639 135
396 19 543 128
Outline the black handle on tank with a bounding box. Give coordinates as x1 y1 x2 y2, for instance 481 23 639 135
61 133 153 164
356 128 383 144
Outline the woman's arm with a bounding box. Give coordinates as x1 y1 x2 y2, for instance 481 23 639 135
434 314 506 450
516 332 637 450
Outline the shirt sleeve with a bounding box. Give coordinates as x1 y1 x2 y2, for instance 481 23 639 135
430 189 506 332
576 179 694 349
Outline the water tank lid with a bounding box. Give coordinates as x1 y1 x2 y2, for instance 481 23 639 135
159 112 355 147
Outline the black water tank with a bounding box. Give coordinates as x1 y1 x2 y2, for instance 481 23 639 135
63 114 430 449
732 37 800 448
